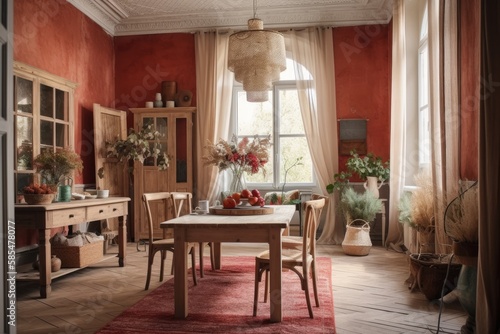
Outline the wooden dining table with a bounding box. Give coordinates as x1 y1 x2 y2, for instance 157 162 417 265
160 205 295 323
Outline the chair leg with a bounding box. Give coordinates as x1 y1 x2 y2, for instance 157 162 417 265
264 269 269 303
311 260 320 307
145 250 155 290
159 250 166 282
303 266 314 318
198 242 205 278
190 246 198 286
253 259 261 316
209 242 216 270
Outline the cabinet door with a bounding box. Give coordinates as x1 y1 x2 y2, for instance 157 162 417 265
170 112 193 192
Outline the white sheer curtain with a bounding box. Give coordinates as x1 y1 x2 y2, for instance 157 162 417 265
194 31 233 204
287 28 341 244
386 0 407 248
427 0 460 254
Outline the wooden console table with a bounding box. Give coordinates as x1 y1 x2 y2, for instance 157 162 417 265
15 197 130 298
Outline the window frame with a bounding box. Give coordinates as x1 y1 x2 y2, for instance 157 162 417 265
13 61 77 200
230 81 316 191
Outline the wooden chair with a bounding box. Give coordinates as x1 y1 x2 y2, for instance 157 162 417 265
170 192 215 278
253 195 327 318
142 192 197 290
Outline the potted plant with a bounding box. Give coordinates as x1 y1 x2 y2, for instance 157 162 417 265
340 187 383 256
398 170 435 253
33 148 83 202
326 150 389 198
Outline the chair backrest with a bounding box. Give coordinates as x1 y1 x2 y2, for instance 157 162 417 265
170 192 193 218
302 194 328 260
142 192 171 242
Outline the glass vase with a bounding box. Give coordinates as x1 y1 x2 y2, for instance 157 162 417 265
229 169 246 194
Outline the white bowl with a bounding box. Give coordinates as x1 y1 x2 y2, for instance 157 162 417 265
97 189 109 198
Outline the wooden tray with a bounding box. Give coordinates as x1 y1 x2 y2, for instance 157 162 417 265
209 206 274 216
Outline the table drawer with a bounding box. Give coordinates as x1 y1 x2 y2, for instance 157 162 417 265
51 208 87 225
87 203 126 221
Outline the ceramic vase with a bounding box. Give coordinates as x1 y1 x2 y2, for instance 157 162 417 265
364 176 383 198
51 255 62 272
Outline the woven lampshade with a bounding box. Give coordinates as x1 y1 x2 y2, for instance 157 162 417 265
228 18 286 102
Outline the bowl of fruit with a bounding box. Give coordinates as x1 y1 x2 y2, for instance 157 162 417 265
222 189 265 209
22 184 57 205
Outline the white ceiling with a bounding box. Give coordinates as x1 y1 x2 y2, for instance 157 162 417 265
67 0 393 36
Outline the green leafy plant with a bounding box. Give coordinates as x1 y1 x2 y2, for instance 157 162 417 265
340 187 383 223
345 150 390 181
33 148 83 184
106 123 169 174
326 150 389 194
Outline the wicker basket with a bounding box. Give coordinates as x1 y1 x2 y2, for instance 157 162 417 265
23 193 55 205
51 241 104 268
409 253 462 300
342 219 372 256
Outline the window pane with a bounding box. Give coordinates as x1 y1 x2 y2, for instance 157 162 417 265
16 77 33 114
55 89 66 120
40 84 54 117
237 91 273 136
16 113 34 169
16 173 33 196
279 89 304 135
40 120 54 146
56 123 66 147
280 137 313 183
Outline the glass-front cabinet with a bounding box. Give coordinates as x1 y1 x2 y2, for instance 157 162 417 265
129 107 195 241
13 62 76 202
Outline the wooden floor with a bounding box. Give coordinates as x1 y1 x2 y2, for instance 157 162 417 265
16 242 468 334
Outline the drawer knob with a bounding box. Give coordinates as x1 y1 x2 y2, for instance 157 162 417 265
69 214 74 218
99 209 104 213
113 208 117 212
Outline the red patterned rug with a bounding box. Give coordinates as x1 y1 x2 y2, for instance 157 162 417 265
97 256 336 333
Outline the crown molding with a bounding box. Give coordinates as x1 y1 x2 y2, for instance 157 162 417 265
68 0 393 36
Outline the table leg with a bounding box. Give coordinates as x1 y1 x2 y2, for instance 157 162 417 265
118 215 127 267
268 228 283 322
213 242 222 270
173 227 188 318
39 229 52 298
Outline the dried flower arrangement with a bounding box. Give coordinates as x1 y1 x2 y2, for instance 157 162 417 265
444 181 478 243
399 169 435 231
203 134 271 176
33 148 83 185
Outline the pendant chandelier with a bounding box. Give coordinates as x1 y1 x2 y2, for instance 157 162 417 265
228 0 286 102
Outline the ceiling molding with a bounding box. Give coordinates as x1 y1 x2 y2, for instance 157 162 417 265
68 0 393 36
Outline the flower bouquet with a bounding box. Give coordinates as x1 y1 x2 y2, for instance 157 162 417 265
203 134 271 193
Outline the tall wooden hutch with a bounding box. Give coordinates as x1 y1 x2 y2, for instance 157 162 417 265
129 107 195 242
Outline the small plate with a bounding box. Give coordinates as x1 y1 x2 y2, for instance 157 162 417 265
85 195 97 199
194 209 208 215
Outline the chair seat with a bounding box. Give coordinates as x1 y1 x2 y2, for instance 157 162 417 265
152 238 175 246
256 249 311 264
281 236 302 250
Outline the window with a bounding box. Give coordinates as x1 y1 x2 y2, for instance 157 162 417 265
418 8 431 167
231 58 314 189
13 62 76 201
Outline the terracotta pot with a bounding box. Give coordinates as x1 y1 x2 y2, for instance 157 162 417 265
51 255 62 272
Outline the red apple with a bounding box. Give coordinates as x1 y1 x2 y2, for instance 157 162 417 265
223 197 237 209
231 192 241 204
258 197 265 207
251 189 260 197
248 196 259 206
240 189 252 198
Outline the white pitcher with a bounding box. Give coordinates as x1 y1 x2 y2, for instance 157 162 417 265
364 176 383 198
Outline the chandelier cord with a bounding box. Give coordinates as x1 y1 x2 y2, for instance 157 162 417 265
253 0 257 18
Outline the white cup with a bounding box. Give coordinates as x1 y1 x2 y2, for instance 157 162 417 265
198 200 209 213
166 100 175 108
145 101 154 108
97 189 109 198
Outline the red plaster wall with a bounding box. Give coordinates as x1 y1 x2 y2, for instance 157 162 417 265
113 34 196 126
333 25 391 180
460 0 480 180
14 0 115 247
14 0 115 185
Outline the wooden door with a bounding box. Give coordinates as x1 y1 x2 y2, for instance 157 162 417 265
1 0 15 332
93 104 129 237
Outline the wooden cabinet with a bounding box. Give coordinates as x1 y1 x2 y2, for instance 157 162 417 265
129 107 195 242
